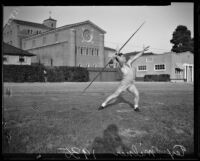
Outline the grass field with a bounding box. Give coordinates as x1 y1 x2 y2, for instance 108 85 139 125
3 82 194 158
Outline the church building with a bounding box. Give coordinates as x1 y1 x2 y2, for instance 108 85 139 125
3 17 115 67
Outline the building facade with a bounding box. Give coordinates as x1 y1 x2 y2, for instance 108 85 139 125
3 19 51 49
3 18 116 68
129 51 193 82
22 20 106 67
104 46 117 68
3 42 35 65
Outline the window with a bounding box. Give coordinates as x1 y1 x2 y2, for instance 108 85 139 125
54 33 58 42
154 64 165 71
50 58 53 66
43 37 46 44
96 49 99 56
86 48 88 55
32 40 36 47
3 56 8 62
175 68 183 75
146 57 153 62
138 65 147 71
78 64 81 67
91 49 94 56
81 48 83 55
19 56 26 63
86 64 90 67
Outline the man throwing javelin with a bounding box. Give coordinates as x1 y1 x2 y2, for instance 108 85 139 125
98 46 150 111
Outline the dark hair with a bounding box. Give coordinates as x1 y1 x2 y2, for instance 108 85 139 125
115 57 119 62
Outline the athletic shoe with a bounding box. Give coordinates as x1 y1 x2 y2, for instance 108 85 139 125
134 108 140 112
98 106 105 111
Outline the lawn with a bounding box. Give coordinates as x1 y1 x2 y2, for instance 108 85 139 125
3 82 194 159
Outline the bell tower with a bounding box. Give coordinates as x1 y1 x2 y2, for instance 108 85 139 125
43 11 57 28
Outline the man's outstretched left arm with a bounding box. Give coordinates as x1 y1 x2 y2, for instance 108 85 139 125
127 46 150 66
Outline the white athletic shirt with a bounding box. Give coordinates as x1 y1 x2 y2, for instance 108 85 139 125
120 63 134 84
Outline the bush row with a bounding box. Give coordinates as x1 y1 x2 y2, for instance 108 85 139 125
3 65 89 82
45 66 89 82
3 65 45 82
144 74 170 82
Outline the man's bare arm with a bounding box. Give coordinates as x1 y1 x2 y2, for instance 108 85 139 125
127 46 150 66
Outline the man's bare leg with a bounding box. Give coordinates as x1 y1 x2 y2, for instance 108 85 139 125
127 84 140 111
98 86 126 110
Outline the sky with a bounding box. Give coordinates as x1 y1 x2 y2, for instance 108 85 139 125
3 3 194 53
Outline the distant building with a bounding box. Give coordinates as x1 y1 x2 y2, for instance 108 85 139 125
3 18 51 49
22 19 107 67
3 42 35 65
104 46 117 68
3 17 117 68
125 51 193 82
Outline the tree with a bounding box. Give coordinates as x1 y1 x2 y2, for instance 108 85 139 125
190 37 194 53
170 25 193 53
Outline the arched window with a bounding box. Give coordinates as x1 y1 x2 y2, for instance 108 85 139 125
81 48 83 55
96 49 99 56
91 49 94 56
50 58 53 66
86 48 88 55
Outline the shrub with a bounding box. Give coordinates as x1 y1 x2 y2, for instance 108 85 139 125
3 65 89 82
3 65 45 82
144 74 170 82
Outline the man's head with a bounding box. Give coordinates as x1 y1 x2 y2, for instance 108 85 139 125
115 53 126 63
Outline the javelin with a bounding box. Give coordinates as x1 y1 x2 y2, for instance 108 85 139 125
82 21 146 93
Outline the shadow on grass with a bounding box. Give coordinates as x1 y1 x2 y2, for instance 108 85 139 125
91 124 130 154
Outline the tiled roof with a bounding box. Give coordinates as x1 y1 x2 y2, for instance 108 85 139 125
104 46 116 51
12 19 51 29
43 17 57 21
3 42 35 56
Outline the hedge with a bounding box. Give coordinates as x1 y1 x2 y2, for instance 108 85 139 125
3 65 89 82
3 65 45 82
46 66 89 82
144 74 170 82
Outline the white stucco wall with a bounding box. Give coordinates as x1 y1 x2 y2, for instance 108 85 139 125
3 55 32 65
